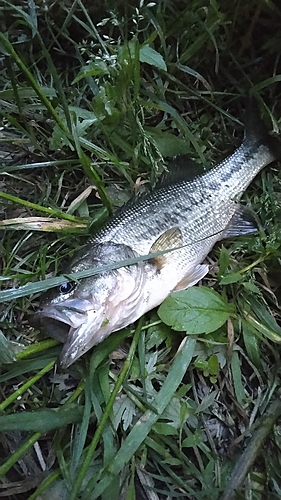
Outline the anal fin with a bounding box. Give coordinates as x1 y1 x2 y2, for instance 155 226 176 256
173 264 209 292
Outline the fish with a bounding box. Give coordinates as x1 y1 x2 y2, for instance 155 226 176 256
36 97 281 368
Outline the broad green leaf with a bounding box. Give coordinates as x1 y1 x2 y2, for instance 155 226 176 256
72 61 108 84
182 430 202 448
153 422 178 435
146 130 190 157
139 45 167 71
141 93 206 161
220 272 243 285
158 286 235 334
242 282 260 294
161 397 183 429
208 354 219 376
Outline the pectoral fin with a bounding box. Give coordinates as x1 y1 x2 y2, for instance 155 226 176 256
173 264 209 291
149 227 183 270
222 204 258 239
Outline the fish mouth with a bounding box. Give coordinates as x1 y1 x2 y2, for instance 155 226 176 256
35 300 106 367
35 299 94 343
35 307 85 343
39 316 72 343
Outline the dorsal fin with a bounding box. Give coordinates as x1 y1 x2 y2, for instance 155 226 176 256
113 190 149 215
155 155 207 190
114 155 208 216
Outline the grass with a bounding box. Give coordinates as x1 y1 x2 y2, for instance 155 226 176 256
1 0 281 499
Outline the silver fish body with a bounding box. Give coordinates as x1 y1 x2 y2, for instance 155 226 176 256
37 101 281 367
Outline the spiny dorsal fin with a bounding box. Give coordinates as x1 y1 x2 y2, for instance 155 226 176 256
113 189 148 215
149 227 183 269
155 155 207 190
115 156 208 215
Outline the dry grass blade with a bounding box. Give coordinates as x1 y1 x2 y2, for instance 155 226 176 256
0 217 87 231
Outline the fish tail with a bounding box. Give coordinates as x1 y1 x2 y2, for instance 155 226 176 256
243 94 281 161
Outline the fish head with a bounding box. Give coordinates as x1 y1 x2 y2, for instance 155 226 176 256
36 242 145 367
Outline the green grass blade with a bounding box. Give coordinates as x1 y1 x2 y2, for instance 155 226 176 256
70 115 113 212
0 33 67 132
0 360 55 411
70 317 145 499
0 405 83 432
220 397 281 500
82 337 196 499
0 432 42 477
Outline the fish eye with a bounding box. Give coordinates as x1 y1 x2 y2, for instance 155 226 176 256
59 281 76 295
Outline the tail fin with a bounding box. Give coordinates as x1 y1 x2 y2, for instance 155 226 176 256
244 94 281 161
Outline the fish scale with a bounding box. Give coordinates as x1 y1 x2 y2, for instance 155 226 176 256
36 98 281 367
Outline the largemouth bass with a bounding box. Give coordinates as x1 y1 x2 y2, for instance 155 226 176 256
37 99 281 367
